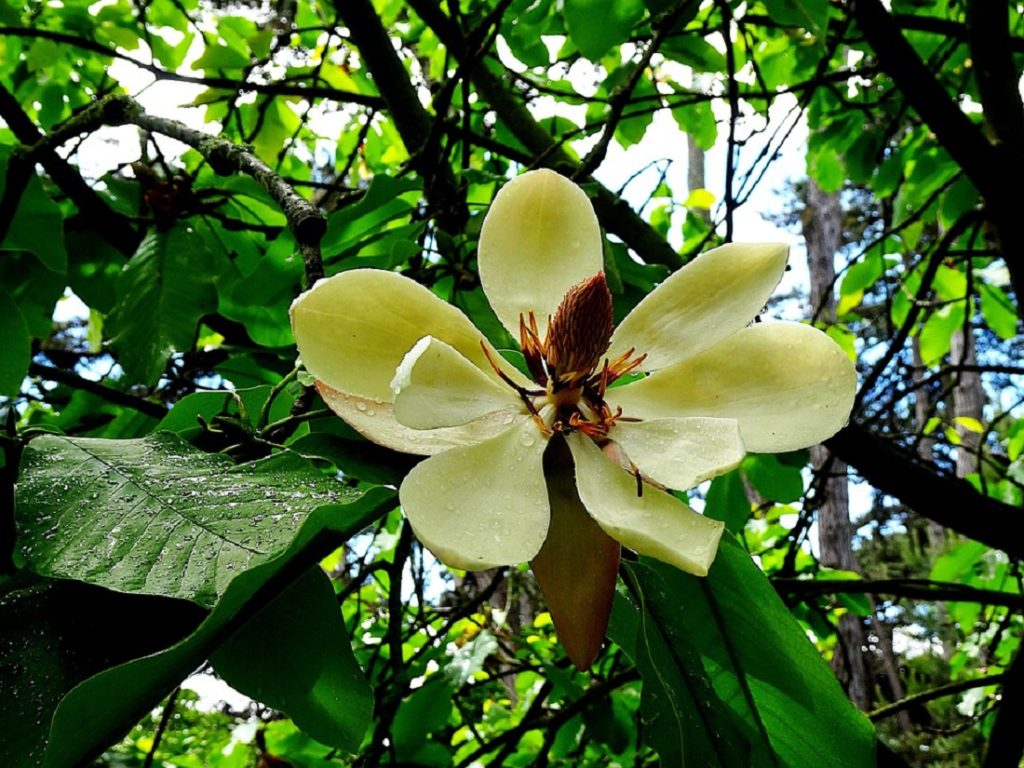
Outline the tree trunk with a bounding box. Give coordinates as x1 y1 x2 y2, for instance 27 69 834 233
687 73 712 228
803 180 872 711
950 326 984 478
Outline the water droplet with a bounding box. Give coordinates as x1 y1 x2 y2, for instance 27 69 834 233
355 402 368 412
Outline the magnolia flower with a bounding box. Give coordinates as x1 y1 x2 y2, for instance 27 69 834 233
291 169 855 667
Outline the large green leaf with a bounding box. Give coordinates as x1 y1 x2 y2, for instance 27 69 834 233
212 567 373 752
43 486 390 768
106 225 221 384
0 576 205 766
613 562 755 768
626 541 876 767
17 432 363 606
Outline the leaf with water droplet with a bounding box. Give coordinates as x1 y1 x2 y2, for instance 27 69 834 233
16 432 383 607
609 544 875 767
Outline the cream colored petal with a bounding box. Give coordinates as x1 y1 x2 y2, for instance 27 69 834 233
391 336 526 429
318 383 523 456
567 433 724 576
607 243 789 371
400 418 550 570
478 169 603 339
610 417 745 491
609 322 856 453
291 269 523 401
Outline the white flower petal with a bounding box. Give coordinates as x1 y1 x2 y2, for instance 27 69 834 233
607 243 789 371
610 322 856 453
567 433 724 576
478 169 603 339
317 383 522 456
392 336 526 430
610 417 745 491
291 269 519 401
400 419 551 570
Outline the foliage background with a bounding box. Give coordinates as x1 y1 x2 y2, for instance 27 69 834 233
1 0 1023 766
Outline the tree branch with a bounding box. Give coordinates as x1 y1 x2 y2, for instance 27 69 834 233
774 577 1024 611
843 0 1024 316
0 27 384 108
0 83 140 257
333 0 468 232
983 644 1024 768
825 424 1023 560
575 1 693 179
24 95 326 283
869 674 1006 722
29 362 168 419
407 0 685 269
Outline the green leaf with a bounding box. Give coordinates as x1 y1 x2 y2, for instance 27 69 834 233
938 175 978 229
762 0 829 33
672 100 717 150
391 679 455 759
684 188 716 209
193 40 251 70
37 486 392 768
563 0 645 60
918 302 965 365
630 544 876 767
0 146 68 272
742 453 805 503
107 225 222 384
64 228 124 314
154 390 234 439
704 470 751 532
320 175 420 261
808 146 844 193
0 287 30 395
931 540 987 583
979 283 1018 340
614 561 754 767
840 250 885 297
16 432 363 606
212 567 372 751
0 250 66 337
0 576 205 767
663 36 726 72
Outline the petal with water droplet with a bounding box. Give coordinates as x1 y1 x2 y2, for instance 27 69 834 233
400 419 550 570
478 169 603 340
610 322 856 453
291 269 524 401
608 243 789 371
317 383 522 456
392 336 525 429
567 432 724 576
609 416 744 491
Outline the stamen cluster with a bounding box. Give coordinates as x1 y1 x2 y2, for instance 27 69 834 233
484 273 647 440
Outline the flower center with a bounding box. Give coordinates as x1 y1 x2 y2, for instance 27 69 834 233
482 272 647 440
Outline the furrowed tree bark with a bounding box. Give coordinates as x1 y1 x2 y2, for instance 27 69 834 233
803 180 871 710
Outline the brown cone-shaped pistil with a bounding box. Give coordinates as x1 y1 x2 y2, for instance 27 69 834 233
545 273 613 387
